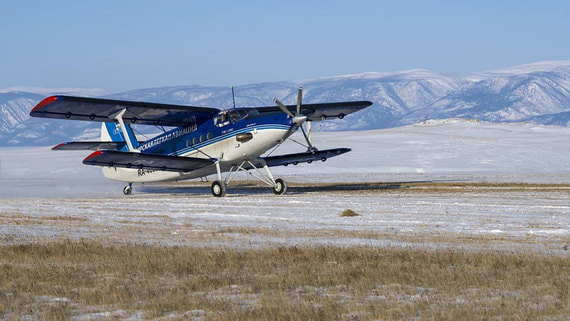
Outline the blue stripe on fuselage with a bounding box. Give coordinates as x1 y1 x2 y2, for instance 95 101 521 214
172 124 290 156
139 112 293 156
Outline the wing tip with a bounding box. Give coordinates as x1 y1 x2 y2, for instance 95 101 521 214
83 150 105 162
52 142 66 150
30 96 61 113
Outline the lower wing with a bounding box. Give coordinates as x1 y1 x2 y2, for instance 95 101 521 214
83 150 213 172
81 148 349 174
261 148 350 167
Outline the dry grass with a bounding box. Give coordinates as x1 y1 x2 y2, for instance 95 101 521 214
0 240 568 320
0 214 88 226
340 209 360 217
295 228 569 249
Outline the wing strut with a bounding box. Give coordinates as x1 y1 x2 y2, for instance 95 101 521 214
112 108 139 153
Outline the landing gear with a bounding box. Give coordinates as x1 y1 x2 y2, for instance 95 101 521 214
211 159 287 197
123 183 132 195
211 180 226 197
272 178 287 195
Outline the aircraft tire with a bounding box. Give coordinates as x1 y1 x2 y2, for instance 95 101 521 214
211 180 226 197
123 185 132 195
272 178 287 195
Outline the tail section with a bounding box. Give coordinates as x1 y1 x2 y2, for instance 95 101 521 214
100 122 141 182
100 122 138 151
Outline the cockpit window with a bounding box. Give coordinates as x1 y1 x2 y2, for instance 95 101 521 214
238 109 248 119
246 108 259 116
214 111 230 127
229 110 241 123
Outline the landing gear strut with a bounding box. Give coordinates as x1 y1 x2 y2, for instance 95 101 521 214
123 183 132 195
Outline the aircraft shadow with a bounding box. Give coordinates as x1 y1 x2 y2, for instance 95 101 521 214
284 182 421 195
137 181 432 196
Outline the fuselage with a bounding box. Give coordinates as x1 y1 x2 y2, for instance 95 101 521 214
102 108 295 183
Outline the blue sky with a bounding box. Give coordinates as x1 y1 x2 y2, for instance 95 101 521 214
1 0 569 91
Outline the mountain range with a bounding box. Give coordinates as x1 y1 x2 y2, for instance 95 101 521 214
1 60 569 146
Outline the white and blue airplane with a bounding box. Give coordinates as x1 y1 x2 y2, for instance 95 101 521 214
30 87 372 196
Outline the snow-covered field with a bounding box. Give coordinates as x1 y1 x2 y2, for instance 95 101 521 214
0 119 568 251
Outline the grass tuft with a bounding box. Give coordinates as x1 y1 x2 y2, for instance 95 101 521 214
340 209 360 217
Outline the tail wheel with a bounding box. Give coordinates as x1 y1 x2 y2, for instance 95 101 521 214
272 178 287 195
211 180 226 197
123 185 132 195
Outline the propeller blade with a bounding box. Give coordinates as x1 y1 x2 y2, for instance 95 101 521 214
296 85 303 116
273 98 295 118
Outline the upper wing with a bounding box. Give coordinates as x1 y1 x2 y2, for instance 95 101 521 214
30 95 220 127
257 101 372 121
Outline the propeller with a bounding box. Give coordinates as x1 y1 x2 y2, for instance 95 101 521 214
273 85 316 152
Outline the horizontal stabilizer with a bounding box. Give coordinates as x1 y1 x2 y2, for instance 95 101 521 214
52 141 146 151
263 148 351 167
83 150 213 172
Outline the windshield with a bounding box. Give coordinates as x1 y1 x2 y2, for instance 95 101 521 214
215 108 258 127
229 110 241 123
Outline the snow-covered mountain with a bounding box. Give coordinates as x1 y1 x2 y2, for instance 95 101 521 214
107 70 461 130
0 92 100 146
0 92 43 132
400 61 570 125
1 61 569 146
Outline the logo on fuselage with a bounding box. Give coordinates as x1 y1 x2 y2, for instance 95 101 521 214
139 125 198 151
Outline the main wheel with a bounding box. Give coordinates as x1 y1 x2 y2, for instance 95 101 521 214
123 185 132 195
211 180 226 197
272 178 287 195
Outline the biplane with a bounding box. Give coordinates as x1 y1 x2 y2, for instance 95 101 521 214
30 87 372 196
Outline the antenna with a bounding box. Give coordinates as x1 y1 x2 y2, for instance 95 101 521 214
230 86 236 109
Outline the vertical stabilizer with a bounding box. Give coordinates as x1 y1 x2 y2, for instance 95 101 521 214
100 122 138 151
